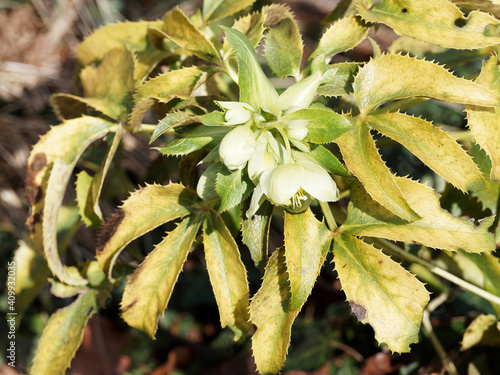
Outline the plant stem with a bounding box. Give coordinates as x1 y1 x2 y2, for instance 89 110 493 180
378 239 500 308
319 201 337 231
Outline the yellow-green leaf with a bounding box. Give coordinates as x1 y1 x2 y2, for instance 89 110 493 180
311 16 368 59
366 112 485 192
341 178 496 253
353 53 500 113
250 247 300 375
202 211 251 340
216 166 253 212
466 55 500 181
461 314 500 350
203 0 255 24
96 183 201 277
30 289 103 375
284 208 323 310
241 200 272 272
121 215 202 338
162 8 221 63
335 119 419 221
333 234 430 353
356 0 500 49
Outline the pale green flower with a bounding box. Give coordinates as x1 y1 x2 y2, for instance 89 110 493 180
217 101 255 125
219 124 257 170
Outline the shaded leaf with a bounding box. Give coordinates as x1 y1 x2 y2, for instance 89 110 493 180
96 183 201 277
121 215 202 337
203 0 255 24
150 112 197 143
241 199 272 272
335 120 419 221
353 53 500 113
156 125 228 156
333 234 430 353
317 62 360 97
216 166 254 212
357 0 500 49
341 178 496 253
203 211 251 340
366 112 485 192
469 144 499 214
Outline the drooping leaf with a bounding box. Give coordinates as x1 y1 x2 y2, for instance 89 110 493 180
30 289 105 375
25 117 116 281
466 55 500 181
461 314 500 350
121 215 202 337
366 112 485 192
356 0 500 49
156 125 228 156
281 108 352 144
292 144 350 177
250 247 300 375
203 0 255 24
216 166 254 212
284 208 324 310
130 66 217 129
162 8 221 63
341 178 496 253
77 20 171 81
317 62 360 97
241 199 272 272
150 112 197 143
221 26 281 116
353 53 500 113
203 210 251 340
311 16 369 59
333 234 430 353
96 183 202 277
265 16 303 78
335 120 419 221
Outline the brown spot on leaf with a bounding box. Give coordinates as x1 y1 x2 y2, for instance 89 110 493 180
26 212 41 234
25 152 47 205
97 208 125 253
121 300 137 313
378 259 383 265
350 301 367 321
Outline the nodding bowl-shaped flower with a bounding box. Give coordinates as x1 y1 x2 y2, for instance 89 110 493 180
247 160 339 217
219 124 257 170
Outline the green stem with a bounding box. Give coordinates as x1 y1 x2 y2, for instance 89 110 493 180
378 239 500 308
319 201 338 231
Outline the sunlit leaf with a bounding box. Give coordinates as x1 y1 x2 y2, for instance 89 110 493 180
203 211 251 340
356 0 500 49
250 247 300 375
121 215 202 337
353 53 500 113
366 112 485 192
96 183 202 277
462 314 500 350
333 234 430 353
335 119 419 221
292 145 350 177
341 178 496 253
216 166 253 212
203 0 255 24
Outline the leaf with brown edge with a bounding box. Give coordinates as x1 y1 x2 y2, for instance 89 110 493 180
96 183 202 278
353 53 500 113
333 234 430 353
203 210 251 340
121 215 202 338
356 0 500 50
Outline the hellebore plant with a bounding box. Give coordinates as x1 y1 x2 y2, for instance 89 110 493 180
17 0 500 374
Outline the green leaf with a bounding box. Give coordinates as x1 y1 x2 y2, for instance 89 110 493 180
250 247 300 375
462 314 500 350
130 66 216 129
30 289 104 375
264 17 303 78
317 62 359 97
198 110 226 126
241 199 272 272
466 55 500 181
203 0 255 24
341 178 497 253
335 120 419 221
77 20 171 81
156 125 228 156
221 26 281 116
216 166 254 212
311 16 368 59
162 8 221 63
469 144 499 213
281 108 352 144
203 211 251 340
292 144 350 177
333 234 430 353
96 183 202 277
353 53 500 113
356 0 500 49
151 112 197 143
284 208 324 310
366 112 485 192
121 215 202 338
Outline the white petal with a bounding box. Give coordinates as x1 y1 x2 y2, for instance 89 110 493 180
248 132 276 182
298 161 339 202
219 126 256 170
246 185 265 218
260 163 303 205
216 101 254 111
285 119 309 141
